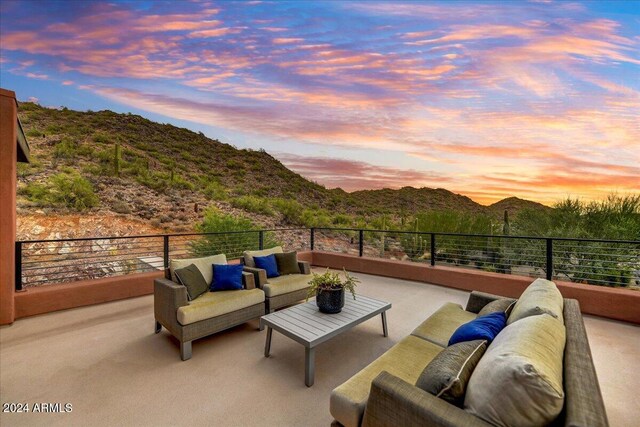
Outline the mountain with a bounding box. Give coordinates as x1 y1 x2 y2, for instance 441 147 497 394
15 102 548 239
348 187 487 216
488 197 552 217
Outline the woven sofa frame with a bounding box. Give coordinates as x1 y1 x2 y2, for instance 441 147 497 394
359 291 608 427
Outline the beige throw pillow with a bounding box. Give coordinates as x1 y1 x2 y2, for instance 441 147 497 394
416 340 488 406
478 298 516 317
243 246 283 268
464 314 566 427
508 278 564 325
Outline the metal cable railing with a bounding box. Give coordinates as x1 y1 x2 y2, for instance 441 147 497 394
15 227 639 289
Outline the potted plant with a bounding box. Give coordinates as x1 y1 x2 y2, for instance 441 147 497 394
307 269 359 313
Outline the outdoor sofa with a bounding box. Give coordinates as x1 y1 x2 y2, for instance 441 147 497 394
330 279 608 427
154 254 265 360
241 246 312 314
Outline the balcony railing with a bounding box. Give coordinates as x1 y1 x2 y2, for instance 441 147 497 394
15 228 640 290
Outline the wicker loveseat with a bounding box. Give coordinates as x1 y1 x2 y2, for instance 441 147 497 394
330 284 608 427
154 254 265 361
241 246 312 314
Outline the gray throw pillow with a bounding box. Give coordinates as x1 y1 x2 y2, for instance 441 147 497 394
415 340 487 406
174 263 209 301
478 298 517 317
275 251 299 275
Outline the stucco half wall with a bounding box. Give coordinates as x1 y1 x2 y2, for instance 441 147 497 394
311 251 640 324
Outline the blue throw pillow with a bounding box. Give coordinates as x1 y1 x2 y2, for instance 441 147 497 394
448 312 507 346
210 264 244 291
253 254 280 278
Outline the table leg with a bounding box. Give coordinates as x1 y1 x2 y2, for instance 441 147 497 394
381 311 388 337
264 327 272 357
305 347 315 387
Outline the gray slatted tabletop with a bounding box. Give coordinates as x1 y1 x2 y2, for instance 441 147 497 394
260 294 391 386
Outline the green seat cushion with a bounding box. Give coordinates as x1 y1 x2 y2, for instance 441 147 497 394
177 288 265 325
330 335 443 427
508 278 564 325
243 246 283 268
170 253 227 285
465 314 566 426
174 263 209 301
275 251 299 275
411 302 477 347
263 273 311 297
416 339 488 406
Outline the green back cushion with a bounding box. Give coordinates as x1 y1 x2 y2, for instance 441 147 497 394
170 253 227 285
508 278 564 325
478 298 517 317
416 340 487 406
243 246 283 268
275 251 299 275
174 263 209 301
464 314 566 426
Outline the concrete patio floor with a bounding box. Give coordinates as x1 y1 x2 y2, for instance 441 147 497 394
1 271 638 426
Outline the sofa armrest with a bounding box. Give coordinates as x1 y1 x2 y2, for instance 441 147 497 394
562 299 609 427
465 291 506 313
362 371 491 427
242 271 256 289
154 278 188 333
298 261 311 275
243 266 267 288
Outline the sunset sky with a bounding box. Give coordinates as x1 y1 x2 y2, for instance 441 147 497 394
1 0 638 205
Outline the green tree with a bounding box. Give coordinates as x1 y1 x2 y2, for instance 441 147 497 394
189 208 279 258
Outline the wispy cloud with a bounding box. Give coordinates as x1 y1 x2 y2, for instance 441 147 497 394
0 0 638 204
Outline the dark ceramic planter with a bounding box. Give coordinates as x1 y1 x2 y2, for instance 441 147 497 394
316 288 345 314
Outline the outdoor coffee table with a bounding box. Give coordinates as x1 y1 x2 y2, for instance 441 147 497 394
260 294 391 387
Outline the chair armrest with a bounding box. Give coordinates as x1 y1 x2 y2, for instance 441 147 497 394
243 266 267 288
298 261 311 275
154 278 188 332
465 291 506 313
363 371 491 427
242 271 256 289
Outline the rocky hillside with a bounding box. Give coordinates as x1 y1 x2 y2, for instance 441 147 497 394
16 102 548 239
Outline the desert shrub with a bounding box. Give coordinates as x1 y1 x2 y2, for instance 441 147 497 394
19 182 49 204
272 198 303 225
202 181 228 200
48 171 99 210
92 132 112 144
17 159 43 177
231 196 273 216
21 170 98 211
45 124 64 134
300 208 332 228
171 174 195 191
53 138 78 159
25 129 43 138
332 213 353 226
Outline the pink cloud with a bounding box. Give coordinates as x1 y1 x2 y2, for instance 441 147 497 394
277 154 451 191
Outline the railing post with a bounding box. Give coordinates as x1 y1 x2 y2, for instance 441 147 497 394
310 228 315 250
15 241 23 291
163 235 170 270
359 230 364 257
430 233 436 266
259 230 264 250
546 238 553 280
